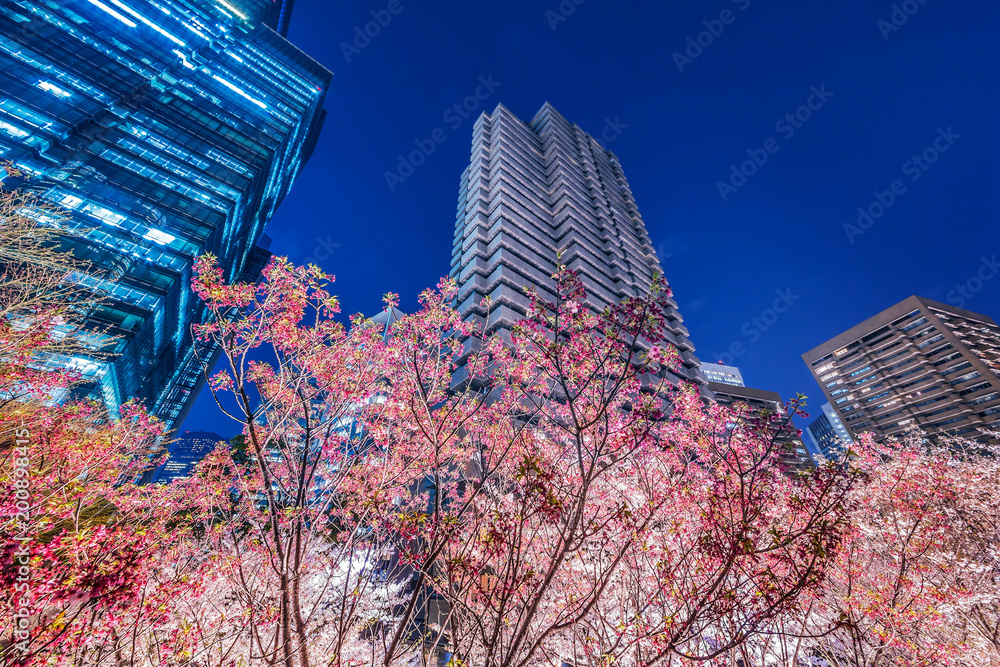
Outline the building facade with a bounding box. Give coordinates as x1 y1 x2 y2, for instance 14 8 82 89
148 430 222 483
708 381 814 471
261 0 296 37
0 0 330 429
803 402 853 460
701 362 745 387
450 102 707 392
803 296 1000 441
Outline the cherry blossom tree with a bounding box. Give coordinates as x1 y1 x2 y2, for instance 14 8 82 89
181 255 456 667
4 244 998 667
788 432 1000 667
183 256 860 667
375 265 856 667
0 398 182 666
0 173 106 401
1 173 182 666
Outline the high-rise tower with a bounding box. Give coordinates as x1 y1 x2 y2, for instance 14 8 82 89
450 103 707 392
701 363 745 387
0 0 331 430
803 296 1000 442
148 431 223 484
803 402 853 460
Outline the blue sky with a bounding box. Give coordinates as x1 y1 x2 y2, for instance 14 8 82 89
182 0 1000 436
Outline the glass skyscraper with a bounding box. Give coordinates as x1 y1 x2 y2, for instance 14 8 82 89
700 362 745 387
0 0 331 429
148 430 222 483
803 402 853 461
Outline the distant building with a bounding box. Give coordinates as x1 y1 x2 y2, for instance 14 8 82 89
804 402 853 460
709 382 814 471
803 297 1000 442
450 102 709 396
701 363 745 387
0 0 331 430
263 0 297 36
149 431 222 483
368 305 406 340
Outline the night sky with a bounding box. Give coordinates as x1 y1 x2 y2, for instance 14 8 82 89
182 0 1000 437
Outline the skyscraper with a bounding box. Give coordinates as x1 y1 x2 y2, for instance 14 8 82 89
803 296 1000 442
148 430 222 483
0 0 331 429
803 402 853 460
261 0 296 37
450 103 707 393
701 362 745 387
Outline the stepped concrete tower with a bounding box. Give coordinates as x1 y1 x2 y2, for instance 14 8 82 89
450 102 708 393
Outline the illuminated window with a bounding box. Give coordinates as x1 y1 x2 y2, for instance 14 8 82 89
106 0 186 46
85 0 138 27
215 0 248 20
0 120 29 138
60 194 84 208
212 75 267 109
82 203 126 226
144 229 176 245
37 80 72 98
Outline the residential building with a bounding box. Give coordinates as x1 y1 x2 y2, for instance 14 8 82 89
701 362 745 387
148 430 222 483
450 102 708 394
802 297 1000 441
0 0 331 430
709 382 814 471
804 402 853 460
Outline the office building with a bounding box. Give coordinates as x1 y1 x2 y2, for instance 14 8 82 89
701 362 745 387
0 0 331 429
148 430 222 483
262 0 296 37
803 297 1000 441
709 382 814 471
804 402 852 460
450 102 708 393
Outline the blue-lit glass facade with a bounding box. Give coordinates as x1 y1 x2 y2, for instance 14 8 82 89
261 0 295 37
0 0 331 429
148 429 222 482
700 363 745 387
804 402 853 460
